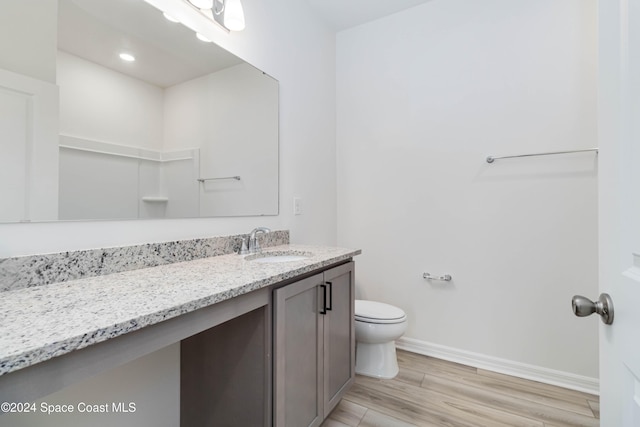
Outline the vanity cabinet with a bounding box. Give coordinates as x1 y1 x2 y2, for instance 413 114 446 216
0 248 358 427
273 262 355 427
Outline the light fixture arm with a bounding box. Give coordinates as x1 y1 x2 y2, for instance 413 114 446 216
186 0 245 32
213 0 225 16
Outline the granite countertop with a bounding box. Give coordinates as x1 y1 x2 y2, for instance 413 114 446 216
0 244 360 377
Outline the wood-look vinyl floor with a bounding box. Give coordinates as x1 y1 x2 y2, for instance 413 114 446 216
322 350 599 427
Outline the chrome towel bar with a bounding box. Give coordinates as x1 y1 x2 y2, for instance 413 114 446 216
197 176 241 182
486 148 598 164
423 272 452 282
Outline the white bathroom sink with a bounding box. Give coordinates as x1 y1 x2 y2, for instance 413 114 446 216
246 251 312 263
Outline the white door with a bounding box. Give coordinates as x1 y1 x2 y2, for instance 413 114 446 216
597 0 640 425
0 68 58 222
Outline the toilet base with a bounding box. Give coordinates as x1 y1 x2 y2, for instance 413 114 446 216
355 341 399 379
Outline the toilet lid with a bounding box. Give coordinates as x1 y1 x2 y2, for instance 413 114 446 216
355 300 406 324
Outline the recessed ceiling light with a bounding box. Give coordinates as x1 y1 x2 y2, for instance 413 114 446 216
119 53 136 62
196 33 212 42
163 12 180 23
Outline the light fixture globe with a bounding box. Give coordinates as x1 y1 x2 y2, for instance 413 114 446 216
189 0 214 9
223 0 245 31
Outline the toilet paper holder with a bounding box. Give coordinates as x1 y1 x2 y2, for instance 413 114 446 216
423 272 452 282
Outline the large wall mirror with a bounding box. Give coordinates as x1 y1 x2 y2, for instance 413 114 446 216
0 0 278 223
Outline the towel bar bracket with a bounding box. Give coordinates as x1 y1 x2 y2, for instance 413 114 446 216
423 272 452 282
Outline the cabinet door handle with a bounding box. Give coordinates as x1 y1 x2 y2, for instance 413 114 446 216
320 284 327 315
326 281 333 311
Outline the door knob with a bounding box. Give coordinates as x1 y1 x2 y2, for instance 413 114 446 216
571 293 614 325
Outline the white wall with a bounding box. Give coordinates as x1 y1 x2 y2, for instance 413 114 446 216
159 151 201 219
337 0 599 380
56 52 203 220
57 52 166 220
0 0 336 424
0 1 57 84
1 344 179 427
164 63 278 216
58 147 141 220
58 51 165 151
0 87 30 222
0 0 336 257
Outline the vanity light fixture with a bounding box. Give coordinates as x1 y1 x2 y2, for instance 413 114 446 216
188 0 214 9
187 0 245 32
119 53 136 62
220 0 245 31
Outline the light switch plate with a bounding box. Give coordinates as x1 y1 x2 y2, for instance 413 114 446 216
293 197 302 215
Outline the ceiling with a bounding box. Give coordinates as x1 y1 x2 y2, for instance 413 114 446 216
56 0 433 87
307 0 434 31
58 0 243 88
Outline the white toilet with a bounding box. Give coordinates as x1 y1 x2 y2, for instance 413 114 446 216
354 300 407 379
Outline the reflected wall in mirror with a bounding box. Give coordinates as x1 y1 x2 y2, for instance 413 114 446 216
0 0 278 223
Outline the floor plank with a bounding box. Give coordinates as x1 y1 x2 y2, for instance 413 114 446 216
354 375 544 427
344 382 447 427
330 350 599 427
321 419 352 427
477 368 598 402
587 400 600 419
397 351 476 376
396 366 426 387
325 399 368 427
358 409 419 427
418 364 595 417
419 372 598 427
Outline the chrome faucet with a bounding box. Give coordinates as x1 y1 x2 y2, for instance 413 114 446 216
242 227 271 254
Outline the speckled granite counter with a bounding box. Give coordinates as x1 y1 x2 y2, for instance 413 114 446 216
0 230 290 292
0 244 360 377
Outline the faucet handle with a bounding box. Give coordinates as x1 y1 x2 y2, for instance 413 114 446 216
238 237 250 255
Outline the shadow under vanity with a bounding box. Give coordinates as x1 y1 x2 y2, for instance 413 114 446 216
0 232 360 427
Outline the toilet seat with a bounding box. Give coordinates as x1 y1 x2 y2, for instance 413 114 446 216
355 300 407 324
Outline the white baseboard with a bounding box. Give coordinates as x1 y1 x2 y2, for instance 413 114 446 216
396 337 599 395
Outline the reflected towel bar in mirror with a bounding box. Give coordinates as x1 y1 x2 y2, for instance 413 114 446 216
486 148 599 164
197 176 242 182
